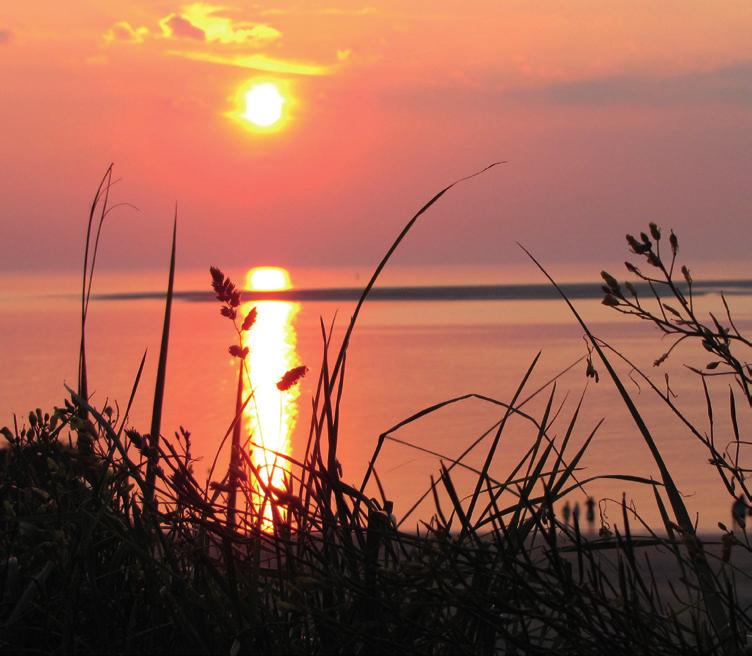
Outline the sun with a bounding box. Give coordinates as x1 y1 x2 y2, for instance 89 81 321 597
246 266 291 291
242 83 285 128
229 79 295 133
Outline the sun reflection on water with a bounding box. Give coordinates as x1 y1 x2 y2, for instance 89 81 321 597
241 268 300 529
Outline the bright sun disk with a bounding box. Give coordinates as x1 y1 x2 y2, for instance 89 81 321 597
246 266 291 291
242 83 284 127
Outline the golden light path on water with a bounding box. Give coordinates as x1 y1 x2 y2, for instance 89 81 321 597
242 267 300 529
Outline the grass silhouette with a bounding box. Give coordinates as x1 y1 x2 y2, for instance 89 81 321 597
1 167 751 654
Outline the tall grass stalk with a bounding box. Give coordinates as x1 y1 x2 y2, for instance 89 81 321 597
144 213 177 511
77 164 114 419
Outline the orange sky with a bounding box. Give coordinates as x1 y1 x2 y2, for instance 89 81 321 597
1 2 751 276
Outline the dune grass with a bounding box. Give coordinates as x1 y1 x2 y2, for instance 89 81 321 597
1 169 752 654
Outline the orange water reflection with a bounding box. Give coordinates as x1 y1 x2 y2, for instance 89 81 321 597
241 299 300 528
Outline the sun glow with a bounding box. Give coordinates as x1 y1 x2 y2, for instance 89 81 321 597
246 266 291 291
242 83 285 127
241 266 300 530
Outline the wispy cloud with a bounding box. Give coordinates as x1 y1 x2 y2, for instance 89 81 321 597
319 7 378 16
171 50 334 76
260 6 378 17
104 4 338 77
0 29 11 45
104 21 149 44
161 4 281 46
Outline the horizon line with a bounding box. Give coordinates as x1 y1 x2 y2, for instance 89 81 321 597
82 278 752 303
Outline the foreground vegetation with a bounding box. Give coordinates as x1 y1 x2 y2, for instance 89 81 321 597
2 167 752 654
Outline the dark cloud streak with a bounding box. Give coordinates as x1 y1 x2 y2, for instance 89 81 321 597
163 15 205 41
514 61 752 107
390 61 752 112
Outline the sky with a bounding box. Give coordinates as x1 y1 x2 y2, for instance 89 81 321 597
1 1 751 280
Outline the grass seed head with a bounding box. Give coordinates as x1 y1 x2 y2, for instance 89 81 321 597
277 365 308 391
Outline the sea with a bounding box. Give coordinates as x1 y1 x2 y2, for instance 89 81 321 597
2 264 751 533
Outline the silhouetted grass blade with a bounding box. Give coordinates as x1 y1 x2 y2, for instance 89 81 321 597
145 212 177 509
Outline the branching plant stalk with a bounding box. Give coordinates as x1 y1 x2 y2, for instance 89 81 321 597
520 243 735 654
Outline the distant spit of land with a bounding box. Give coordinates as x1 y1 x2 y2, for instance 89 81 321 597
87 278 752 303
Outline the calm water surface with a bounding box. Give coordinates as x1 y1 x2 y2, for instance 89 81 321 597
2 267 751 532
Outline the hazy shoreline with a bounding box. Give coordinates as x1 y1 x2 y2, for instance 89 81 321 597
79 278 752 303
